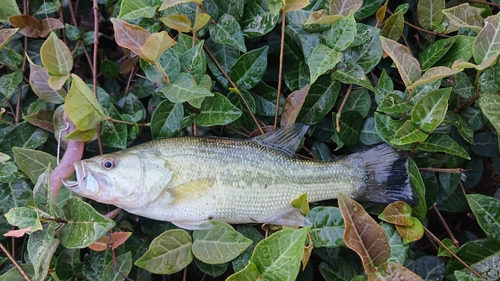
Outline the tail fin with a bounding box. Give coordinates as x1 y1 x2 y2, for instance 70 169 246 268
347 144 417 206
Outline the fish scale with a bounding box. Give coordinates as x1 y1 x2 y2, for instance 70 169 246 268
64 124 415 230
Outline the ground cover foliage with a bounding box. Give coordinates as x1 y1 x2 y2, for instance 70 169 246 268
0 0 500 280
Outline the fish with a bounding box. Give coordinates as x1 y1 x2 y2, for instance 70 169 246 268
63 124 415 230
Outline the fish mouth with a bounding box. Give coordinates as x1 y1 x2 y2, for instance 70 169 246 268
62 161 87 193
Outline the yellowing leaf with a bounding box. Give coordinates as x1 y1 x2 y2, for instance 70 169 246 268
329 0 362 16
161 14 192 33
417 0 445 30
65 128 97 142
0 28 19 51
281 84 310 127
380 36 421 88
291 193 310 215
283 0 309 13
40 32 73 76
473 14 500 66
338 193 390 275
442 3 484 33
47 74 69 90
140 31 176 62
368 262 425 281
379 201 414 227
411 66 460 88
65 74 106 131
159 0 202 11
305 10 343 25
28 61 67 104
193 13 210 32
111 18 149 58
395 218 424 244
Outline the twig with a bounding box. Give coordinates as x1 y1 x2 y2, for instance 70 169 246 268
467 0 500 7
432 203 459 248
274 8 286 129
0 242 31 281
67 0 78 26
424 227 485 279
386 10 451 38
418 167 465 174
93 0 99 96
335 84 353 132
203 46 264 134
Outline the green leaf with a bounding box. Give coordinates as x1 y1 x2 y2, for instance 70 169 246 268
467 194 500 242
479 90 500 153
232 225 263 272
411 66 461 88
417 134 471 160
411 88 452 133
330 0 363 16
436 173 468 212
0 28 18 52
380 36 421 88
391 120 429 145
407 256 445 280
228 227 309 281
55 249 82 280
12 147 56 185
0 122 49 158
360 117 383 145
438 35 474 67
377 94 410 114
379 202 414 226
209 14 246 52
0 70 22 99
299 78 340 125
381 11 404 41
284 61 310 91
306 206 345 248
331 62 376 92
319 261 357 281
195 92 242 126
151 100 184 139
307 44 342 84
4 207 43 232
442 3 484 33
0 0 20 22
59 198 115 248
180 40 206 82
28 221 59 281
100 119 127 149
194 259 228 277
417 0 445 30
65 74 106 131
40 33 73 76
192 221 252 264
326 13 357 52
342 89 371 117
446 239 500 279
241 0 279 38
214 0 244 21
419 37 457 70
229 45 268 90
141 48 180 84
135 229 193 274
381 224 409 265
102 252 133 280
369 262 425 280
335 111 364 146
161 73 213 107
355 0 385 20
118 0 157 20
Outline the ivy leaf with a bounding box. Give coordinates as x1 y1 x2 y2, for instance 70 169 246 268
442 3 484 33
241 0 279 38
0 0 20 22
307 44 342 84
298 78 340 125
140 31 176 62
59 198 116 248
151 100 183 139
160 73 213 107
381 11 404 41
306 206 345 248
329 0 363 16
40 32 73 76
419 37 457 70
195 92 242 126
192 221 252 264
180 40 206 82
395 218 424 244
102 252 133 280
411 88 452 133
4 207 43 232
209 14 246 52
335 111 364 146
117 0 157 20
473 14 500 67
478 92 500 153
411 66 460 88
380 36 421 88
12 147 56 185
326 12 357 52
0 70 22 99
65 74 106 132
338 193 390 274
135 229 193 274
27 221 59 281
417 0 444 30
417 134 471 160
379 201 414 227
467 194 500 242
391 120 429 145
229 45 268 90
110 18 149 58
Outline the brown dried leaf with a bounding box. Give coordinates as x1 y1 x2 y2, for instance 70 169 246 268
88 235 109 251
379 201 414 227
40 18 64 37
368 262 425 281
280 84 310 127
4 227 32 238
111 18 150 58
9 15 42 37
28 62 67 104
338 193 391 275
110 232 133 250
305 10 343 25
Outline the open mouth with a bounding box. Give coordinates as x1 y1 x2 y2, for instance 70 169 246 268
61 161 87 189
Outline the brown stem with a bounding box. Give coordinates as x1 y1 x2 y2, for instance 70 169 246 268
424 227 485 279
274 8 286 129
432 203 460 248
387 10 451 38
50 113 84 202
0 242 31 281
335 84 353 132
467 0 500 7
93 0 99 96
67 0 78 26
418 167 465 174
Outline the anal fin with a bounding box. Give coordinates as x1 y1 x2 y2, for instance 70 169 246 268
171 220 213 230
262 209 311 227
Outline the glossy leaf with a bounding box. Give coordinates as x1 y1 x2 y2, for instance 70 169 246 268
0 122 49 158
417 133 470 159
419 37 457 70
195 92 242 126
135 229 193 274
161 73 213 107
411 88 451 133
467 194 500 242
65 74 106 131
151 100 183 139
0 70 22 99
381 11 403 41
192 221 252 264
336 111 364 146
326 13 357 52
307 44 342 84
343 89 371 118
59 198 116 248
29 62 67 103
391 120 428 145
28 221 58 281
117 0 157 20
377 94 410 114
478 92 500 153
180 41 206 82
0 0 20 22
417 0 444 30
229 45 268 90
379 201 414 227
209 14 246 52
330 0 363 16
140 31 176 62
360 117 383 145
40 32 73 76
442 4 484 33
306 206 345 248
241 0 279 38
395 217 424 244
298 78 340 125
4 207 43 232
12 147 56 185
380 37 421 88
368 262 424 281
161 14 192 32
338 193 390 274
381 223 409 265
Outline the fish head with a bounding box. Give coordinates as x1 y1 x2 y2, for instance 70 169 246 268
64 150 174 209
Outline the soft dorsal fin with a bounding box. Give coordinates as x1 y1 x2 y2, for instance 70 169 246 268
251 124 309 157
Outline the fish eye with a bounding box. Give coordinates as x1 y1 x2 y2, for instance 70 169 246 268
101 158 116 169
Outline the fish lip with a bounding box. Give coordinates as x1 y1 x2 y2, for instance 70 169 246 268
62 161 87 192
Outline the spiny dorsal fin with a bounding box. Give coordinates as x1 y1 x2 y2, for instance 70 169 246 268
251 124 309 157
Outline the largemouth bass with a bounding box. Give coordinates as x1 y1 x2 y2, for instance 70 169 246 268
63 124 414 230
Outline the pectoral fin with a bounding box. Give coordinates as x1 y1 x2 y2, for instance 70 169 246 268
171 178 215 204
171 220 213 230
262 209 311 227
